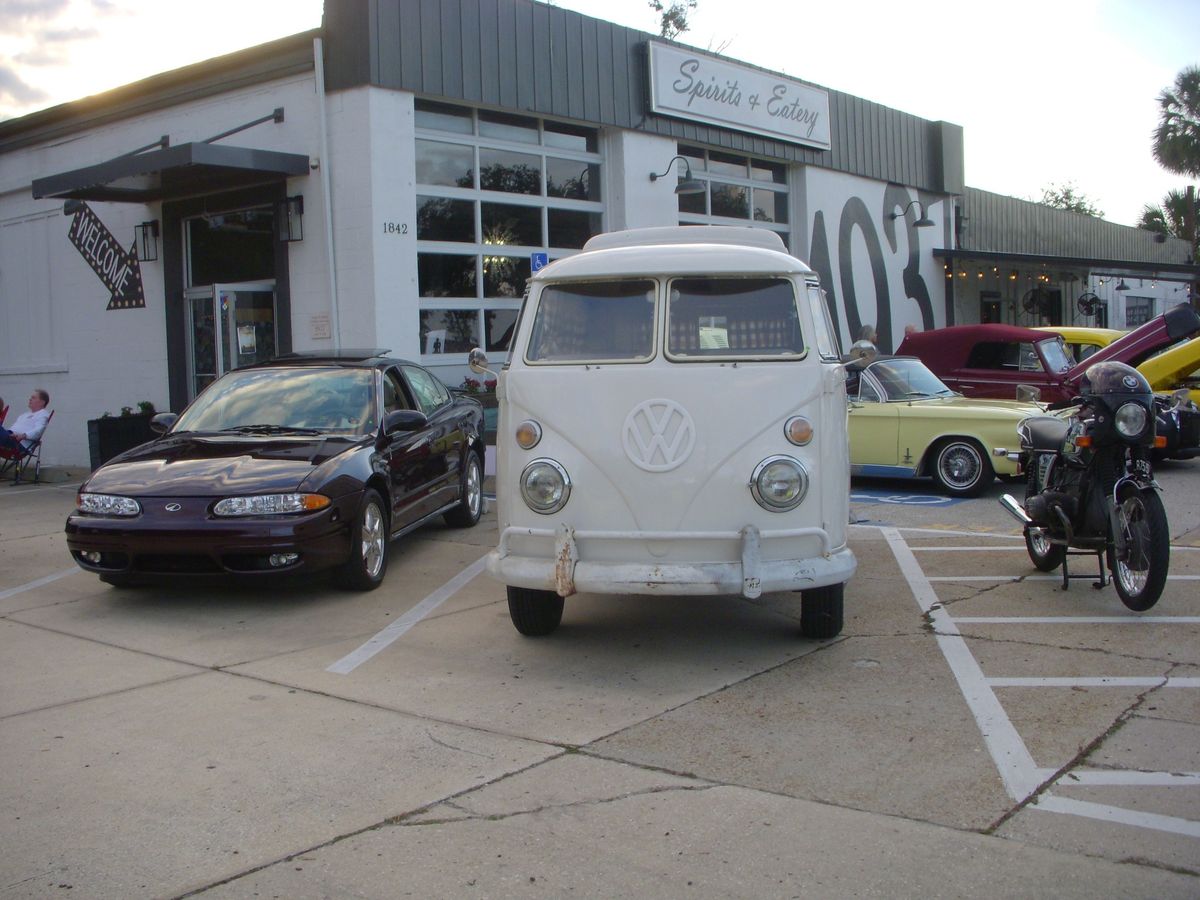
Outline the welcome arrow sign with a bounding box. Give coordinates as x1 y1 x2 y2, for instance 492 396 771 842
67 202 146 310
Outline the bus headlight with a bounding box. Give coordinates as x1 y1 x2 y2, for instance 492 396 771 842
520 459 570 514
750 456 808 511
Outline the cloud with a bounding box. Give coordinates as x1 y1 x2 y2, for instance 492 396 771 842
40 25 99 43
0 0 71 34
0 62 50 104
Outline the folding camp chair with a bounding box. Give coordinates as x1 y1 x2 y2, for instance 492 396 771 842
0 409 54 484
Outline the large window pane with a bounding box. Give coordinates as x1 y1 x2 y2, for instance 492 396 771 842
417 196 475 242
711 183 749 218
485 308 520 352
479 110 538 144
752 189 788 224
547 159 599 199
481 202 542 247
708 151 747 177
415 100 473 134
678 188 706 215
416 140 474 187
418 253 476 297
420 309 480 354
548 208 601 249
483 255 531 298
751 160 787 183
544 121 598 152
478 148 541 194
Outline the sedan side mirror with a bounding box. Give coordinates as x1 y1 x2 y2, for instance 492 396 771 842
150 412 178 434
383 409 429 435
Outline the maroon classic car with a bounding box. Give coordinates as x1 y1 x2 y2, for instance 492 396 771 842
897 304 1200 404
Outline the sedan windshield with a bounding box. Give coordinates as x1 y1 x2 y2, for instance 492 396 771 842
867 358 956 401
173 367 377 436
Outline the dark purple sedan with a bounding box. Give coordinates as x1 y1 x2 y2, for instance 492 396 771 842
66 350 485 590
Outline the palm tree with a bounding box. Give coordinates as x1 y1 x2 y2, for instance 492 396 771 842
1138 189 1199 248
1153 66 1200 304
1153 66 1200 179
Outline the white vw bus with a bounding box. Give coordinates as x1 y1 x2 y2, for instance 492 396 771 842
473 226 855 638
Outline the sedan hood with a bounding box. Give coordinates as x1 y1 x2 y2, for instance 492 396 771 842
82 434 359 496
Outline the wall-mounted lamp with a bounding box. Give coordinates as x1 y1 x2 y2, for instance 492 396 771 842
134 220 159 262
1115 279 1130 291
889 199 935 228
277 195 304 242
649 156 705 195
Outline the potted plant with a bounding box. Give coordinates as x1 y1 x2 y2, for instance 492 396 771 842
87 400 158 470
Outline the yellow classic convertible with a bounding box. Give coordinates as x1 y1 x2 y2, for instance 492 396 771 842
848 355 1041 497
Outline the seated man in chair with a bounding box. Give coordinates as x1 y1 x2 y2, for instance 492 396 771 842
0 389 51 455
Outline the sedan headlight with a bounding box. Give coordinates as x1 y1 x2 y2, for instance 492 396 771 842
750 456 808 511
77 493 141 517
1114 402 1148 438
213 494 331 517
520 459 570 514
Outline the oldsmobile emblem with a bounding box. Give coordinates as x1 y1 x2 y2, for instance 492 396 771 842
164 503 182 512
622 399 696 472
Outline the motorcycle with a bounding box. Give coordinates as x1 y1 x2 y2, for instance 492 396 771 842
999 361 1170 611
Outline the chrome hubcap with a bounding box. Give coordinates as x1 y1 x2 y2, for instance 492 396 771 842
361 502 385 578
941 445 981 488
466 458 482 516
1030 530 1053 558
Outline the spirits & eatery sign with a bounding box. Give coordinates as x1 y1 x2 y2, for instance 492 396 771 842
647 42 831 150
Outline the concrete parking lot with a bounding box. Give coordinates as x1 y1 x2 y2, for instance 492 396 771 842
2 464 1198 898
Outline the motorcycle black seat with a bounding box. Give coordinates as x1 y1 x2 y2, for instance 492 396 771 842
1020 415 1070 452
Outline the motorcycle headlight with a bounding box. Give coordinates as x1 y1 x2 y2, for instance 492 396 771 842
1114 402 1148 438
213 494 331 516
77 493 141 517
520 459 570 514
750 456 808 512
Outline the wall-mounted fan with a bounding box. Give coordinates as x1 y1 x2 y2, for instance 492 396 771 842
1021 287 1051 316
1076 291 1101 317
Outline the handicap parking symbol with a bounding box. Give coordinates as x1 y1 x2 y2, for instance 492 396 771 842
850 490 961 506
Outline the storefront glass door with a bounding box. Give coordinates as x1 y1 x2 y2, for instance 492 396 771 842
184 282 276 398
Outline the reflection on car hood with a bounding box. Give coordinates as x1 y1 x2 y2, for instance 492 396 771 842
82 434 360 496
900 396 1043 418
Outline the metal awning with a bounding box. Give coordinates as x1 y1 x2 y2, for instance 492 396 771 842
32 142 310 203
935 247 1200 280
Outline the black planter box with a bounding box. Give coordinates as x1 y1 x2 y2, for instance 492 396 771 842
87 414 155 470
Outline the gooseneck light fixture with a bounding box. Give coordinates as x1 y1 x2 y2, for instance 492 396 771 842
889 198 935 228
649 156 706 195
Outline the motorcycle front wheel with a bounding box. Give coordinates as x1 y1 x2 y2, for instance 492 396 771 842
1111 490 1170 611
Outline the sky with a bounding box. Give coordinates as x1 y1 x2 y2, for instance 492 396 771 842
1 0 1196 228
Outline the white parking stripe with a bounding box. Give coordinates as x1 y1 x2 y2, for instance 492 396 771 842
956 616 1200 624
895 529 1200 838
327 556 488 675
0 568 80 601
882 528 1042 800
1039 769 1200 787
928 575 1200 582
1034 795 1200 838
911 546 1028 551
988 677 1200 688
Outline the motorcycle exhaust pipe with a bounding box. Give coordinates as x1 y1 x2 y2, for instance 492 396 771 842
999 493 1033 526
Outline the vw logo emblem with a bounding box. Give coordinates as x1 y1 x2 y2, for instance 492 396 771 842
622 399 696 472
164 503 182 512
1122 374 1139 389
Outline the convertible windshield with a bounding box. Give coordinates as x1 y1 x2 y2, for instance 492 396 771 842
868 358 956 401
668 276 804 359
1038 338 1072 374
174 367 377 436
